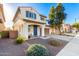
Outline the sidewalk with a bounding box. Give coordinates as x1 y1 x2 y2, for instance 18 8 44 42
57 34 79 56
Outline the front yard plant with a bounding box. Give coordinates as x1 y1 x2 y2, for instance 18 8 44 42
26 44 49 56
48 39 63 47
16 35 25 44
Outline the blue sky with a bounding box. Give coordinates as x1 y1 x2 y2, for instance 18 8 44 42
3 3 79 27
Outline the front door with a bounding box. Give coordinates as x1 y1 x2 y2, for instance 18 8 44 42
34 25 37 36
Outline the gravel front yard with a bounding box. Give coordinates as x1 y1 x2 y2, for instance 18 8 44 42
0 38 68 56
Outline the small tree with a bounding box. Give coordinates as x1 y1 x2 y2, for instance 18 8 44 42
72 22 79 29
55 3 67 34
72 22 79 33
48 6 56 33
48 3 67 34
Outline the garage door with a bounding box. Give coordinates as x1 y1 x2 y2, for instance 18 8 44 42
45 28 49 36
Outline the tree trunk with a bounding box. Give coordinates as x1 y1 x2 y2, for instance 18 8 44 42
52 27 56 34
58 27 61 35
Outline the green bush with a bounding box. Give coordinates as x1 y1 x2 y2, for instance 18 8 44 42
16 35 25 44
48 39 63 47
26 44 49 56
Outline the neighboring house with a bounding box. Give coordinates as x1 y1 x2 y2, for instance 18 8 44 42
0 4 5 32
61 24 72 33
13 7 52 39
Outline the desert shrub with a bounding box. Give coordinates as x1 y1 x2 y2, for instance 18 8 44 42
48 39 63 47
26 44 49 56
16 35 25 44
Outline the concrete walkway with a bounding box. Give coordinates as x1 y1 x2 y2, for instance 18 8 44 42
40 34 74 41
57 34 79 56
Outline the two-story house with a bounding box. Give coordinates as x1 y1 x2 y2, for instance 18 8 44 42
13 7 48 39
0 4 5 32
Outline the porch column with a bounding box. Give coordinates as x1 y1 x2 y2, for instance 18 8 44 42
41 25 45 36
19 23 28 40
23 23 28 39
37 27 40 36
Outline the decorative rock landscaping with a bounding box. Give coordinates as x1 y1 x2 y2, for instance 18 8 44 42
0 38 68 56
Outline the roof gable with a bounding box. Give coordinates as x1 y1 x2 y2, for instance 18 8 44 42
13 6 47 22
13 7 21 22
19 6 46 18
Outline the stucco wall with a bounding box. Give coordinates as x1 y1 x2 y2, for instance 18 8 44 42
0 7 5 31
13 19 25 31
20 7 46 23
0 23 5 32
0 8 4 21
20 7 40 20
28 25 34 36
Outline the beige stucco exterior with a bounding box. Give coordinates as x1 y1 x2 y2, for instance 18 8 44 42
0 23 5 31
13 18 46 39
0 4 5 32
13 7 48 39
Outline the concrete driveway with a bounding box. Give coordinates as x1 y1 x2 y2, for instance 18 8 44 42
40 34 74 41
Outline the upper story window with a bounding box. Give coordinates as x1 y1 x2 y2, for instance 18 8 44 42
33 13 36 19
26 11 29 17
31 13 33 18
29 12 31 18
26 11 36 19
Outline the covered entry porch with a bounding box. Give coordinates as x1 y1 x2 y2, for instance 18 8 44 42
28 24 45 38
19 19 46 39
